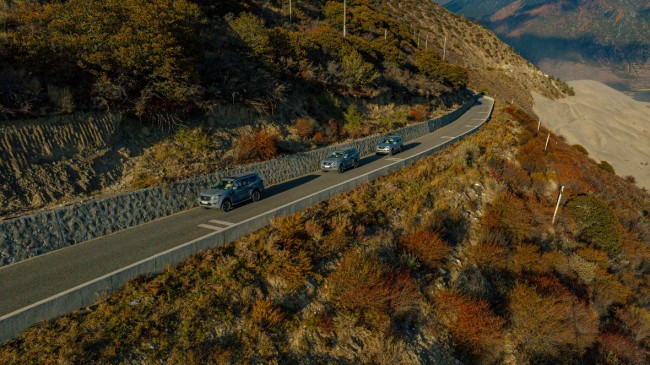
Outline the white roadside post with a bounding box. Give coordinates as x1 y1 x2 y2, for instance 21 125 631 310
537 119 541 131
343 0 347 38
552 186 565 225
544 132 551 152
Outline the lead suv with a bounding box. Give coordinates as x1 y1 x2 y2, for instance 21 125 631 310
320 148 360 173
198 173 264 212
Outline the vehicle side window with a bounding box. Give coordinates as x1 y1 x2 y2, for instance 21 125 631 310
239 178 249 187
247 176 256 185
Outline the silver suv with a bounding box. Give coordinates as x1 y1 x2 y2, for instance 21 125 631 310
376 135 403 155
320 148 360 173
198 173 264 211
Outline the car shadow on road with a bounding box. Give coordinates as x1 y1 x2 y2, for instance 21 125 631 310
263 174 321 198
401 142 420 152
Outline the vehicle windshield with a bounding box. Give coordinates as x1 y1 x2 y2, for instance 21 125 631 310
327 151 344 158
211 179 234 190
382 138 397 144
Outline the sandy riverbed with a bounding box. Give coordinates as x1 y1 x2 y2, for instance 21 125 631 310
533 80 650 190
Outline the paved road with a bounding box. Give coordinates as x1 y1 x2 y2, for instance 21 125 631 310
0 96 493 317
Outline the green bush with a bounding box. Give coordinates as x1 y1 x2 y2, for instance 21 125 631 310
571 144 589 156
343 104 364 136
598 160 615 174
567 196 622 255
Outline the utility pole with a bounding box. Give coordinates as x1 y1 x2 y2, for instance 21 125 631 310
552 185 564 225
425 34 428 50
343 0 347 38
289 0 292 23
384 28 387 40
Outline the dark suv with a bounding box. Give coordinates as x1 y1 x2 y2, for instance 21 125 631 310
198 173 264 211
320 148 360 173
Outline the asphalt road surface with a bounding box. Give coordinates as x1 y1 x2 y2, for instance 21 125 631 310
0 96 494 317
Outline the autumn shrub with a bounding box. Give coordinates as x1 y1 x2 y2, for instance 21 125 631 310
435 290 505 362
508 283 598 362
567 195 623 255
398 229 450 269
599 160 616 175
327 251 419 321
598 332 646 365
516 138 547 175
312 131 327 146
407 104 427 122
235 130 278 163
251 299 284 329
481 192 535 247
293 118 315 139
613 306 650 343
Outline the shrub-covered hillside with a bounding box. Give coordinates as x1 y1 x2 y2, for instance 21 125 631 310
0 0 572 218
0 0 474 120
1 104 648 364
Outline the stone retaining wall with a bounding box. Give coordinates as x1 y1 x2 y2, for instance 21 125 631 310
0 97 476 267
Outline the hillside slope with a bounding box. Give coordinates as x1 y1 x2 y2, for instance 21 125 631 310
437 0 650 90
0 0 570 219
1 103 648 364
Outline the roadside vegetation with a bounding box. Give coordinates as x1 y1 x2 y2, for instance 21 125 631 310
1 105 648 364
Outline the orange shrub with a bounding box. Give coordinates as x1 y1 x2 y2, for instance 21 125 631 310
516 138 547 175
435 290 505 361
235 130 278 163
508 283 598 362
598 332 646 364
312 131 327 146
327 251 420 318
481 192 535 247
293 118 315 139
398 230 450 269
408 104 427 123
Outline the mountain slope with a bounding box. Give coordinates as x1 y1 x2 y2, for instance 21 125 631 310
437 0 650 90
0 0 570 219
1 103 648 364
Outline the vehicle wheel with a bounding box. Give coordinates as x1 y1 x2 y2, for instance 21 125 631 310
221 199 232 212
201 206 208 210
353 159 359 168
389 148 394 156
251 190 261 202
338 164 344 173
398 145 403 153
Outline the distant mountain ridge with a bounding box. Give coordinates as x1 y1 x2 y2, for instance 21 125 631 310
436 0 650 90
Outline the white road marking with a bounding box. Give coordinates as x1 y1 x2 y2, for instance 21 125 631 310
198 224 223 231
386 157 404 162
209 219 234 227
441 136 454 139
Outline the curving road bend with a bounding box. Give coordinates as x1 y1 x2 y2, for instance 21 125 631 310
0 96 494 320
